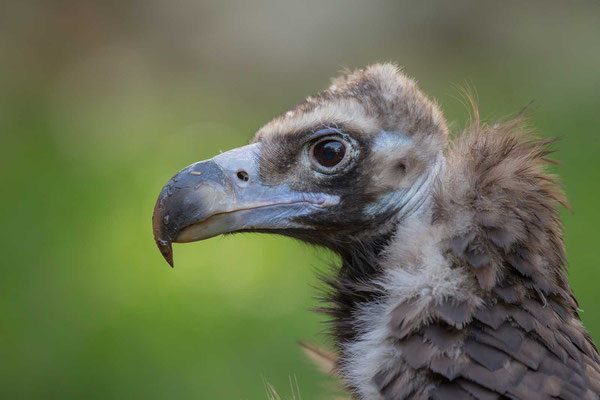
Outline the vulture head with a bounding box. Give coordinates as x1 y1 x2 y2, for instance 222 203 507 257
153 64 447 262
152 64 600 399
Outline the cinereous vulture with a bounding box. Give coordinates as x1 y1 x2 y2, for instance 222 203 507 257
152 64 600 399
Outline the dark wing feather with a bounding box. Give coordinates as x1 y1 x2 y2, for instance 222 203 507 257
382 300 599 399
465 301 597 399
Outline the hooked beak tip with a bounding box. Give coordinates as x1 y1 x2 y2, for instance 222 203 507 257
153 190 175 268
156 238 174 268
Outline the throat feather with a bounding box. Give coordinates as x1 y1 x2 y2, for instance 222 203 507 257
321 232 394 346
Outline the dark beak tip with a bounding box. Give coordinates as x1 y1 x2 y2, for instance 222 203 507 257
155 238 174 268
152 185 176 268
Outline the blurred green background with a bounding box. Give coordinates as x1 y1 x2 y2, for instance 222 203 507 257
1 1 599 399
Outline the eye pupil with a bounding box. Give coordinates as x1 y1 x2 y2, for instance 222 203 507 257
313 139 346 168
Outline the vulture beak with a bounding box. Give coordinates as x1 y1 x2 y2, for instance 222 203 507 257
152 143 339 267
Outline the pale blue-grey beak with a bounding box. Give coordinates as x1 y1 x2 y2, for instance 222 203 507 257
152 143 339 267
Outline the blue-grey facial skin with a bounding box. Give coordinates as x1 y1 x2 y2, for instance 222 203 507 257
152 143 339 266
362 131 444 221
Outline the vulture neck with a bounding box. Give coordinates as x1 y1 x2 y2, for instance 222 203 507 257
328 157 444 344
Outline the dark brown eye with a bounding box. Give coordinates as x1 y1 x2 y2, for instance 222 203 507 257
311 139 346 168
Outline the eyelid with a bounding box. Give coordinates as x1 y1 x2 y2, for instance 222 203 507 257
308 127 345 142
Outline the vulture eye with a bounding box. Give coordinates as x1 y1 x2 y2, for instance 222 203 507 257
311 139 347 169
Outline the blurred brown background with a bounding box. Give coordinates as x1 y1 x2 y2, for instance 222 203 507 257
1 1 599 399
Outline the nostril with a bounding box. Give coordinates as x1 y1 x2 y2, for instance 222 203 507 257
236 170 249 182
